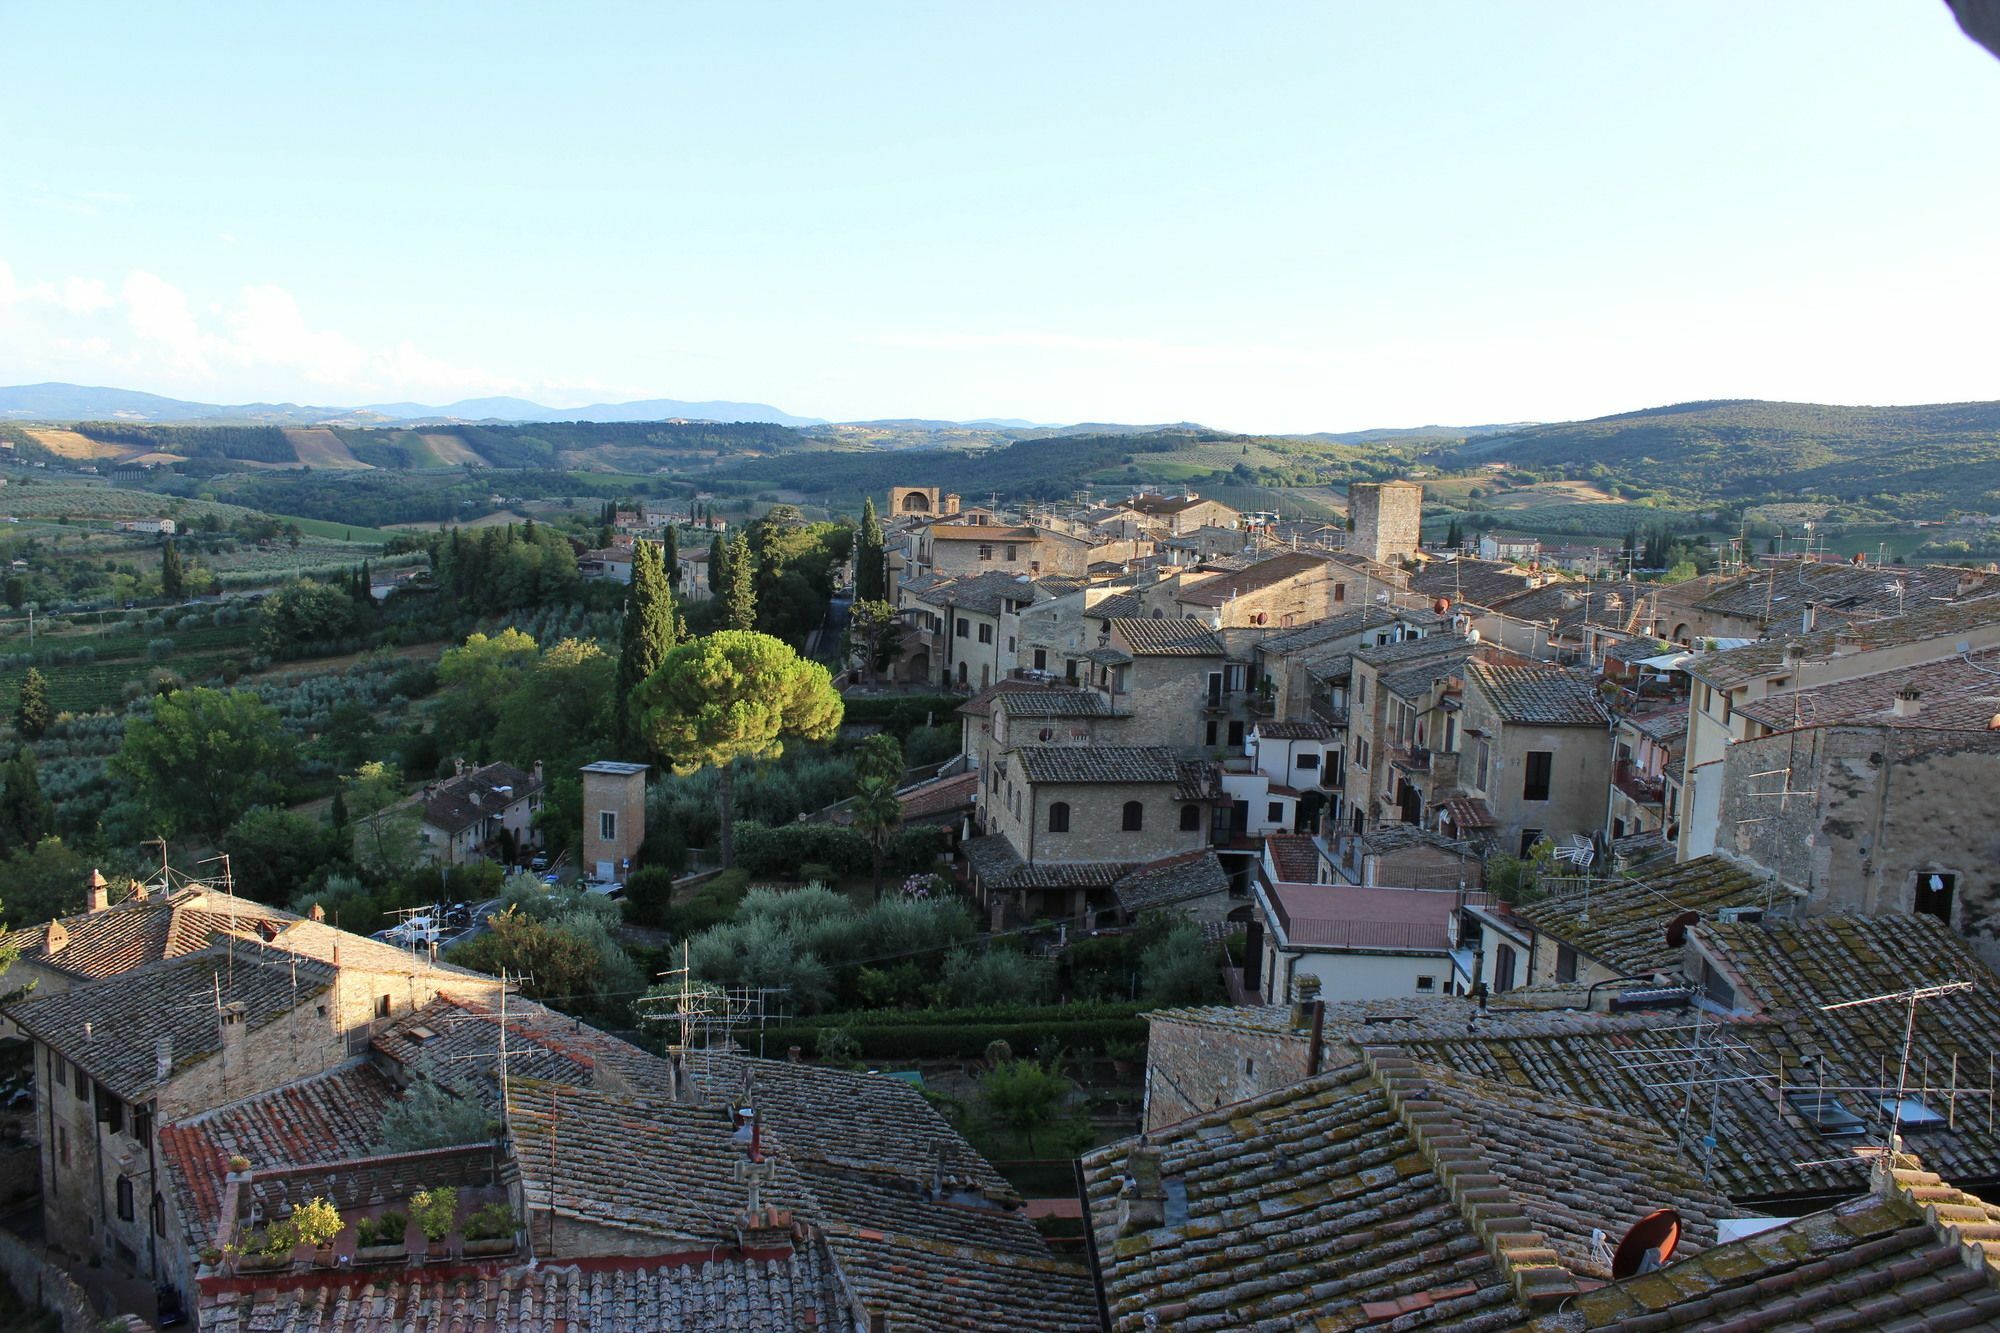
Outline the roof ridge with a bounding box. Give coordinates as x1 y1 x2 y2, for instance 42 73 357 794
1879 1150 2000 1285
1363 1048 1582 1309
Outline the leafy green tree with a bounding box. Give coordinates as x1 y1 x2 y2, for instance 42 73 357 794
110 687 293 838
449 904 640 1021
615 542 679 749
160 540 185 599
223 806 340 904
938 947 1055 1007
855 497 886 602
329 784 350 831
494 638 617 773
374 1076 491 1153
0 749 52 853
1138 921 1224 1005
979 1058 1069 1155
0 837 93 927
634 632 843 868
257 578 358 656
854 733 903 790
347 760 422 878
3 577 23 612
847 600 903 685
850 778 902 898
14 668 50 740
434 628 538 752
662 524 680 590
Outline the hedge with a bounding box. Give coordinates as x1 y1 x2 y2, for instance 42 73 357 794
758 1001 1150 1061
839 695 964 735
731 821 951 880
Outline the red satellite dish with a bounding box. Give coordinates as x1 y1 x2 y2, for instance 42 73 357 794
1664 911 1701 949
1611 1208 1682 1279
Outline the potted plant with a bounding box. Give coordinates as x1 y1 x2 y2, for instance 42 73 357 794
459 1202 518 1257
409 1186 458 1261
353 1210 409 1264
233 1220 295 1273
289 1196 344 1267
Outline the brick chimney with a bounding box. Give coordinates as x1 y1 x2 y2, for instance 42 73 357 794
1116 1144 1167 1235
44 920 68 956
86 870 110 914
1289 973 1322 1030
218 1001 247 1087
1893 687 1923 718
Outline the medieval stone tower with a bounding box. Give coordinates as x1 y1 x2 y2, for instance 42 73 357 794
1348 480 1423 564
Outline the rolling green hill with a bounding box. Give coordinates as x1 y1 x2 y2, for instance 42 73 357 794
1450 400 2000 517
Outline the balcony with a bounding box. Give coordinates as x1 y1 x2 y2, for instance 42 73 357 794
1310 698 1350 728
1613 759 1667 807
1389 744 1432 774
1248 691 1278 718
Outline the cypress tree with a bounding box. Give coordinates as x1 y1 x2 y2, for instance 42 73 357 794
663 525 680 590
617 542 680 747
329 784 350 831
0 747 51 851
856 498 886 602
160 540 185 599
723 530 757 631
709 533 730 605
14 668 50 740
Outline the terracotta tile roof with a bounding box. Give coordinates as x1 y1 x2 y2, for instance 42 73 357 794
420 761 543 836
1252 719 1336 740
1264 833 1322 883
1124 493 1224 516
1628 702 1689 741
197 1250 844 1332
896 770 978 821
1351 632 1472 671
1408 558 1544 608
1436 795 1496 829
1351 823 1480 858
1108 617 1226 656
1084 1049 1735 1330
1693 560 1997 625
0 889 296 980
1265 882 1463 951
1512 855 1773 976
1691 594 2000 689
962 836 1135 890
1174 758 1222 801
817 1222 1099 1332
1112 850 1229 914
992 687 1117 718
372 994 652 1098
1487 580 1648 637
156 1061 400 1245
1734 646 2000 733
928 523 1053 542
1256 606 1404 655
1604 635 1677 664
1466 661 1610 726
954 678 1055 718
1555 1157 2000 1329
5 948 335 1101
909 569 1047 614
1378 647 1479 701
1088 591 1147 620
1174 552 1327 606
1014 744 1182 785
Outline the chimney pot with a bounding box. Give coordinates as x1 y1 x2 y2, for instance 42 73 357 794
86 870 110 914
1893 687 1922 718
454 757 466 777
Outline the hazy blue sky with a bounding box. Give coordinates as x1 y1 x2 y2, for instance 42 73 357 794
2 2 1995 431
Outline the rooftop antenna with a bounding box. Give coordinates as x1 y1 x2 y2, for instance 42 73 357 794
1820 980 1975 1163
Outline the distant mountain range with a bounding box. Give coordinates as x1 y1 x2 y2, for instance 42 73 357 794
0 382 825 429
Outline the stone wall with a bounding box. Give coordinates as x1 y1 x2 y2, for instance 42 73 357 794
1142 1014 1316 1131
0 1226 99 1333
987 773 1201 866
1349 482 1422 565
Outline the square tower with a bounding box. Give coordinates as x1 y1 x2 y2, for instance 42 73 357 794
1348 480 1424 564
580 761 649 881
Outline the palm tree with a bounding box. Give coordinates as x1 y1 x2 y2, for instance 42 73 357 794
850 777 903 899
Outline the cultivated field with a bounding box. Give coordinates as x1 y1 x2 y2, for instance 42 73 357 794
282 428 371 470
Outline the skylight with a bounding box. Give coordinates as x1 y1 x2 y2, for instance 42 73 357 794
1879 1096 1948 1130
1786 1091 1868 1137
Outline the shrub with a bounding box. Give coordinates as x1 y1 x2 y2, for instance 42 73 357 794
463 1202 518 1242
409 1187 458 1243
355 1211 408 1249
288 1196 343 1249
797 861 835 885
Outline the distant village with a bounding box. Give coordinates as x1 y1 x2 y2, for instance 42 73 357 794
7 476 2000 1329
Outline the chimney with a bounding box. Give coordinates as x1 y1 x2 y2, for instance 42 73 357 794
86 870 110 914
155 1036 173 1085
218 1001 247 1082
1116 1144 1168 1235
1893 687 1922 718
532 760 544 786
453 757 466 778
1289 973 1322 1030
1801 603 1817 633
44 921 68 956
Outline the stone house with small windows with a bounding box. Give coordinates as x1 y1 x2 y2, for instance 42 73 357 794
1607 703 1686 842
1454 662 1612 858
897 570 1050 690
1341 634 1481 835
1140 552 1343 629
416 759 545 865
910 523 1089 580
1116 491 1240 536
1247 847 1475 1004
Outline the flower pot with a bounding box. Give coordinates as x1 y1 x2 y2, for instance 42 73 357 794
355 1243 407 1266
236 1251 288 1274
461 1235 514 1257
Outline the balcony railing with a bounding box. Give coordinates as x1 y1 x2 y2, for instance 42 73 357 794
1310 698 1350 728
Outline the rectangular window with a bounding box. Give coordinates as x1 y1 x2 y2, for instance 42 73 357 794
1225 665 1246 692
1355 676 1367 704
1415 975 1435 993
977 623 993 644
1204 721 1219 746
1295 751 1320 769
1267 802 1284 823
1334 583 1346 602
1475 739 1490 790
1033 649 1047 670
1228 721 1245 749
1523 751 1552 802
116 1176 135 1223
51 1053 65 1089
978 545 993 561
955 619 969 638
1005 545 1018 561
599 810 617 841
376 994 392 1019
1555 943 1578 984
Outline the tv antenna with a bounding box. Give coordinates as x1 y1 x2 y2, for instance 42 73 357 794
1819 980 1975 1161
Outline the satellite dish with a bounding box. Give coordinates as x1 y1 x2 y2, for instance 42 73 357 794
1664 911 1701 949
1611 1208 1682 1279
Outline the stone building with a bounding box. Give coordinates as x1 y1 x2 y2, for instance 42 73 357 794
580 760 648 881
909 523 1089 580
888 485 961 518
1346 479 1423 564
417 760 545 866
1455 661 1612 858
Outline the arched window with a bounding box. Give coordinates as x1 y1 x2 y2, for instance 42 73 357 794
1180 804 1201 831
1048 802 1070 833
1122 801 1144 832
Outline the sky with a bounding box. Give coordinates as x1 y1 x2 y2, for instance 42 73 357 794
1 2 1996 433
